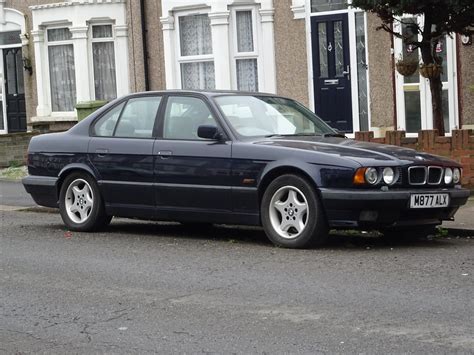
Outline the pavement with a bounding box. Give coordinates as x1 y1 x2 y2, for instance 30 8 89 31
1 179 473 235
1 210 473 353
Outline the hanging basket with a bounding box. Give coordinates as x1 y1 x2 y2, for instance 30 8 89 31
396 59 418 76
419 63 443 79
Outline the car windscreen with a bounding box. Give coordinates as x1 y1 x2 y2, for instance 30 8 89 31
214 95 335 138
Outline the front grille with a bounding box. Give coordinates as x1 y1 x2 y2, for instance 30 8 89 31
408 166 444 186
408 166 427 185
428 166 443 185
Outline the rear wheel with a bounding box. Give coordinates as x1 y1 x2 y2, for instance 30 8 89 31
261 174 328 248
59 172 111 231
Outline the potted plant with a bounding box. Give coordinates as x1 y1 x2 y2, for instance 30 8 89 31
396 57 419 76
419 62 443 79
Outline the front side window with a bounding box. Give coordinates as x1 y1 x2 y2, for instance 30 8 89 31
215 95 334 137
234 10 258 91
178 14 215 90
163 96 217 140
91 24 117 101
48 27 76 112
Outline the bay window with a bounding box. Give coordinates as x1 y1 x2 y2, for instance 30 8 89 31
178 14 215 90
233 9 259 92
91 24 117 101
47 28 76 112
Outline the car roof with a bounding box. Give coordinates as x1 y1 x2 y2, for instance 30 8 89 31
126 90 287 99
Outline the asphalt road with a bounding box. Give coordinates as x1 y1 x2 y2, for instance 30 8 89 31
0 180 35 207
1 210 473 354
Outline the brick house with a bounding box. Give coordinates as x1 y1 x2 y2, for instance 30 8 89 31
0 0 473 137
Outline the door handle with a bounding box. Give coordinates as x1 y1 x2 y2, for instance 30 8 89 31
158 150 173 159
342 65 350 80
95 148 109 157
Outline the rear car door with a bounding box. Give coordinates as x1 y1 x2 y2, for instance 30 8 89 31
88 95 162 217
153 95 233 216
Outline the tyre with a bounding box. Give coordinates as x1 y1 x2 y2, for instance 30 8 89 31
261 174 328 248
59 172 111 231
381 225 438 242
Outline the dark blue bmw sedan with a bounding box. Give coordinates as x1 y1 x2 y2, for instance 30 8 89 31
23 91 470 248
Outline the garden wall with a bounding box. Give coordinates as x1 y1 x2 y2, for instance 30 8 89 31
0 132 39 168
355 129 474 189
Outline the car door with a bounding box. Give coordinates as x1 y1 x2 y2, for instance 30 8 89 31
153 95 233 215
88 95 162 217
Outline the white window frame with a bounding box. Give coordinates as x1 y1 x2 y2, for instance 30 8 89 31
393 16 459 137
174 9 215 90
229 6 261 91
88 22 117 101
45 25 76 116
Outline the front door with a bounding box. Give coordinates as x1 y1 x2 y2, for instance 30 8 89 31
311 14 352 133
3 48 26 132
154 95 232 218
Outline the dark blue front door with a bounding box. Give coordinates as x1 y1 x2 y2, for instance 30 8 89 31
311 14 353 133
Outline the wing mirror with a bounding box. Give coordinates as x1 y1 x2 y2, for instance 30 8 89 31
197 125 224 140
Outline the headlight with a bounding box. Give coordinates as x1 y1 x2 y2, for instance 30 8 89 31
453 168 461 184
365 167 379 185
444 168 453 184
382 167 395 185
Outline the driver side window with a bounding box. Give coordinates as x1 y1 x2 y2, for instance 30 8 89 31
163 96 217 140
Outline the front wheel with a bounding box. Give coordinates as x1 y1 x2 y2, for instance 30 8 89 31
261 174 328 248
59 172 111 231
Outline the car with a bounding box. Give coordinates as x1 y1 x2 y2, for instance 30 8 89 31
23 90 470 248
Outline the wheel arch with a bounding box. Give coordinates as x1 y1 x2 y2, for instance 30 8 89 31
57 164 98 196
257 161 320 204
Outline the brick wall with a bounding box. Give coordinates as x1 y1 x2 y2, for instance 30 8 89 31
0 132 39 168
355 129 474 188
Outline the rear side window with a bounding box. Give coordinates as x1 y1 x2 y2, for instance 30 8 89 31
93 96 162 138
93 102 125 137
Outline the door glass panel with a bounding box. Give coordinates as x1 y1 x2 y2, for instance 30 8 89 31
5 50 17 95
318 22 328 78
0 102 4 130
402 18 419 84
15 50 24 95
442 90 450 133
163 96 217 140
333 20 344 76
355 12 369 131
405 90 421 133
311 0 347 12
115 97 161 138
436 36 448 83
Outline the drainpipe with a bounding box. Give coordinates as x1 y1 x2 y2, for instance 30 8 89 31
140 0 150 91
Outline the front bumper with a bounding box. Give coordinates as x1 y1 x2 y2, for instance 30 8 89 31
22 175 59 208
319 187 470 228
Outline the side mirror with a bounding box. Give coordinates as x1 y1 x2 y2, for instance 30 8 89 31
197 125 223 140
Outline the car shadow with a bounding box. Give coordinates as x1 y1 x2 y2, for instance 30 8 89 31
47 217 457 250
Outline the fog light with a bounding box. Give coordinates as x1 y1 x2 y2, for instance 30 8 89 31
444 168 453 184
453 168 461 184
382 167 395 185
365 167 378 185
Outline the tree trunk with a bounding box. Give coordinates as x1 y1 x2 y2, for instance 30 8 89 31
429 75 445 136
419 17 445 136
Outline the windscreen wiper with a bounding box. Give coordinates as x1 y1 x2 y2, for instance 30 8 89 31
322 132 346 138
264 133 318 138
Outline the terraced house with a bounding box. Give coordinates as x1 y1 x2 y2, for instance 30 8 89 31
0 0 473 137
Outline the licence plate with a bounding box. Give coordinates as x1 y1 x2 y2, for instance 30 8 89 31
410 193 449 209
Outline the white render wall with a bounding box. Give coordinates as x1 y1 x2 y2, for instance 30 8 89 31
30 0 129 121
